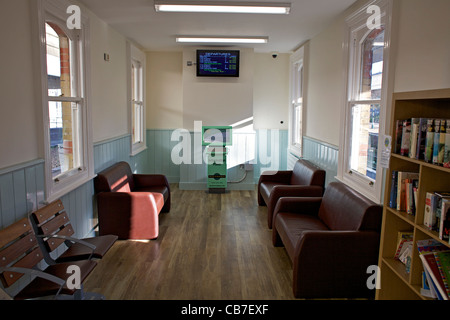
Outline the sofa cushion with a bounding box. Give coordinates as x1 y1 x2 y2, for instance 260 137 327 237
275 212 329 260
318 182 382 232
135 186 169 204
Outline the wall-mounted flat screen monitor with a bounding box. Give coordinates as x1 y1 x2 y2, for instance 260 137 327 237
197 50 240 77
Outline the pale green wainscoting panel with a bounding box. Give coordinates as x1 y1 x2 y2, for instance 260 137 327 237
146 129 181 183
0 134 150 239
146 129 289 190
288 136 339 187
0 159 45 230
0 158 94 267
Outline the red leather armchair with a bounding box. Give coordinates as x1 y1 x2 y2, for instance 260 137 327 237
258 159 325 228
272 182 382 299
94 162 170 240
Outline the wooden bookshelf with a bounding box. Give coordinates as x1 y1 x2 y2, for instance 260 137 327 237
376 88 450 300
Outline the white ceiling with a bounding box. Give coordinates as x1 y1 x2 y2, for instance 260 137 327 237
78 0 358 53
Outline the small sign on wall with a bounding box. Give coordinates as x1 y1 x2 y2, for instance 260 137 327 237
380 135 392 168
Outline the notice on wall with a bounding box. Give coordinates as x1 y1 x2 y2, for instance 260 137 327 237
380 135 392 168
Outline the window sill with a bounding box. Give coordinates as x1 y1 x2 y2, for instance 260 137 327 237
131 145 147 157
46 172 96 203
335 173 382 204
288 145 302 159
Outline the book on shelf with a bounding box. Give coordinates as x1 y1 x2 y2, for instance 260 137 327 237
438 198 450 242
435 251 450 299
445 119 450 168
409 118 420 159
390 171 419 213
417 239 450 300
424 192 439 231
423 191 450 240
395 231 414 273
394 120 403 154
416 118 428 160
400 119 411 156
425 119 435 163
394 118 450 166
433 119 447 166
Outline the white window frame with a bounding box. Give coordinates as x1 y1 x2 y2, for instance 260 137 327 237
128 43 147 156
288 46 305 158
338 0 393 203
38 0 94 202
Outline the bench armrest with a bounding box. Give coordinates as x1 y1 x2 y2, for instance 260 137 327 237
0 266 66 297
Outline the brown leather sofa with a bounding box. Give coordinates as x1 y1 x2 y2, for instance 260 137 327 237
94 161 170 240
272 181 382 299
258 159 326 228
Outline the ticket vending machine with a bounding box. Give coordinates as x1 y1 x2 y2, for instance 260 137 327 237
202 126 232 193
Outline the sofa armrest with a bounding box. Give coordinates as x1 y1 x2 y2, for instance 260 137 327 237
293 230 380 298
258 170 293 184
257 170 293 206
133 174 169 189
273 197 323 217
96 192 160 239
269 185 323 212
266 186 323 228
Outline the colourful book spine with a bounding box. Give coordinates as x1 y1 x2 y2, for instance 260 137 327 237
424 119 435 163
444 120 450 168
400 119 411 156
434 251 450 299
416 118 428 160
433 119 442 165
438 119 447 165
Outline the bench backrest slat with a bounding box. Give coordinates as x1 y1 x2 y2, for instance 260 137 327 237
32 199 64 225
39 211 71 235
0 218 43 288
45 224 75 252
0 218 30 249
30 201 75 254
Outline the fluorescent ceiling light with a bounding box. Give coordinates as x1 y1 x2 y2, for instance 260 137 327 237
176 36 268 44
155 1 291 14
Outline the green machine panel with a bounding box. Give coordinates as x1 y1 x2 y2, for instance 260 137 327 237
202 126 232 193
206 147 227 190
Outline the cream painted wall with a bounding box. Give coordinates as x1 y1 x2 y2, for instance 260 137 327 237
302 0 450 149
304 14 347 147
0 0 41 169
253 53 289 130
86 9 129 143
393 0 450 93
182 48 254 131
146 52 183 129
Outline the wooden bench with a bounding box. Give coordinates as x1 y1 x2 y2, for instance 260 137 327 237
0 218 101 300
29 199 117 265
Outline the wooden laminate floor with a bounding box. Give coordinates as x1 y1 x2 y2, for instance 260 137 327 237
84 185 296 300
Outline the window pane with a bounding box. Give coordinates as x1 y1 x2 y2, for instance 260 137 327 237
293 105 302 145
46 23 75 97
359 28 384 100
49 101 80 178
133 103 143 144
350 104 380 180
